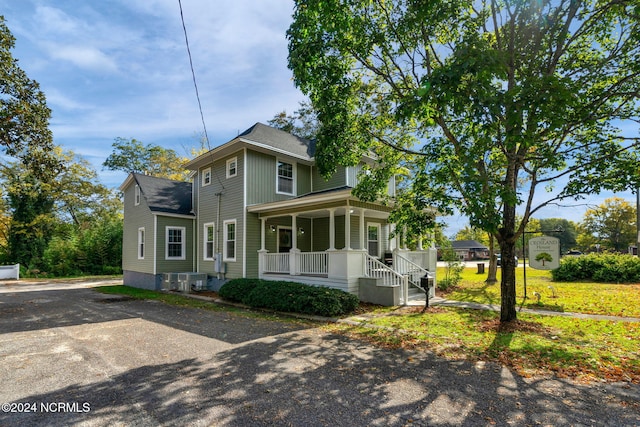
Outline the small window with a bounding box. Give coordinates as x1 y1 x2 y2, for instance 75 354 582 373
226 157 237 178
204 222 215 260
166 226 186 260
277 160 294 194
138 228 145 259
202 167 211 186
223 220 236 261
134 185 141 206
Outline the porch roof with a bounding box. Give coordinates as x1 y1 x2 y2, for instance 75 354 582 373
247 187 355 215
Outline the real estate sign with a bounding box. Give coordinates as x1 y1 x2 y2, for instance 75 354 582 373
528 236 560 270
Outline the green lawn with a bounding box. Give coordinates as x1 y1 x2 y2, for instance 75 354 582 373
438 266 640 317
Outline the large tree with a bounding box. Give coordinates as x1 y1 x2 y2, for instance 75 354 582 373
287 0 640 321
0 16 59 179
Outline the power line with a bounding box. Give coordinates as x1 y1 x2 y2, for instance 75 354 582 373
177 0 211 152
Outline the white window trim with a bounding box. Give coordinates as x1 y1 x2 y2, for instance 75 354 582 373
367 222 381 258
134 185 141 206
276 159 296 195
226 157 237 179
165 226 186 260
203 222 215 261
138 227 145 259
202 167 212 186
223 219 236 262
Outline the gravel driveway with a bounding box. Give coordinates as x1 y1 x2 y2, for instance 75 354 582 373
1 281 638 426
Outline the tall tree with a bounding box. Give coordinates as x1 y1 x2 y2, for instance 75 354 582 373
578 197 637 252
539 218 578 254
103 137 190 181
0 16 60 179
288 0 640 321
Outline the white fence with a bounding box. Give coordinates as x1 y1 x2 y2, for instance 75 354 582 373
0 264 20 280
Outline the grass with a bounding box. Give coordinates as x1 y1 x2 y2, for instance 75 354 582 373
330 306 640 382
439 266 640 317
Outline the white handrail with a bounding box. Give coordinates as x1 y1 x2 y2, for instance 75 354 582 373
364 254 409 304
298 251 328 275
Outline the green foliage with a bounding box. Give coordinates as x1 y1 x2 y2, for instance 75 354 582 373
577 197 637 252
219 279 359 317
552 253 640 283
0 16 60 179
103 137 190 181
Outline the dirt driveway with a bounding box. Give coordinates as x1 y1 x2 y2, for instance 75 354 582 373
1 280 638 426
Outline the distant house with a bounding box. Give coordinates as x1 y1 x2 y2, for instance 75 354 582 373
439 240 489 261
120 123 437 305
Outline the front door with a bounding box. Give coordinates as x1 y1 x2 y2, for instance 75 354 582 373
278 227 293 253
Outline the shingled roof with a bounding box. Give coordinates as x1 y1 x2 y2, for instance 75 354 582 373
133 173 193 216
236 122 316 160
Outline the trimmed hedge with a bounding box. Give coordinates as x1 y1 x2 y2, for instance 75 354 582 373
551 253 640 283
219 278 359 317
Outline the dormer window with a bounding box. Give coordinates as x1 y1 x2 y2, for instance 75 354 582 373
277 160 294 195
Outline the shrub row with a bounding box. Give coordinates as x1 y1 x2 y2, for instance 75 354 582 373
551 253 640 283
218 278 359 317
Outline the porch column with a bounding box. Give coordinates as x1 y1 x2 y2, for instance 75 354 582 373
290 214 299 275
260 218 266 251
359 208 365 251
328 208 336 250
403 225 408 250
417 236 424 251
344 207 351 250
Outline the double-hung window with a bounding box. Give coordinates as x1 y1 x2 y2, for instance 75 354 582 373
204 223 215 260
202 167 212 186
226 157 237 178
166 226 186 260
223 220 236 261
134 185 141 206
367 224 381 257
138 227 145 259
277 160 294 194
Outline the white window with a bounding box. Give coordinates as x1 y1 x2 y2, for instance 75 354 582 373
367 223 381 257
166 226 186 260
138 227 145 259
226 157 237 178
223 220 236 261
202 167 211 186
277 160 294 194
204 222 215 260
134 185 141 206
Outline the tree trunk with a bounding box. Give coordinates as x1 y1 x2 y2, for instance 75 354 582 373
486 235 498 284
499 180 518 322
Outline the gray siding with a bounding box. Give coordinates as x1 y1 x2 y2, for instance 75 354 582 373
155 216 194 273
245 150 312 204
122 182 155 275
312 165 347 192
196 150 245 279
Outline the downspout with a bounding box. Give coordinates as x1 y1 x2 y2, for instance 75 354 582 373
215 191 223 279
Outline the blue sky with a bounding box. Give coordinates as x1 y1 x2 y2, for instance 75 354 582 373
1 0 636 235
1 0 306 187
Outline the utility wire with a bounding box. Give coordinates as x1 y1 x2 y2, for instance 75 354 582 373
177 0 225 190
178 0 211 152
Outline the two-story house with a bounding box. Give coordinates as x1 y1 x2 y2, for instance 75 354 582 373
121 123 436 305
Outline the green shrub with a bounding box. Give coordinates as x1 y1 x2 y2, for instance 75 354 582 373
219 279 359 317
552 253 640 283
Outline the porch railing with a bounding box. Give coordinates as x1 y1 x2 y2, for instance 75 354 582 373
298 251 328 275
395 254 428 287
262 251 328 276
263 252 290 274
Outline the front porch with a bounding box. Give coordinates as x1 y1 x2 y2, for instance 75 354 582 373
248 189 437 305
